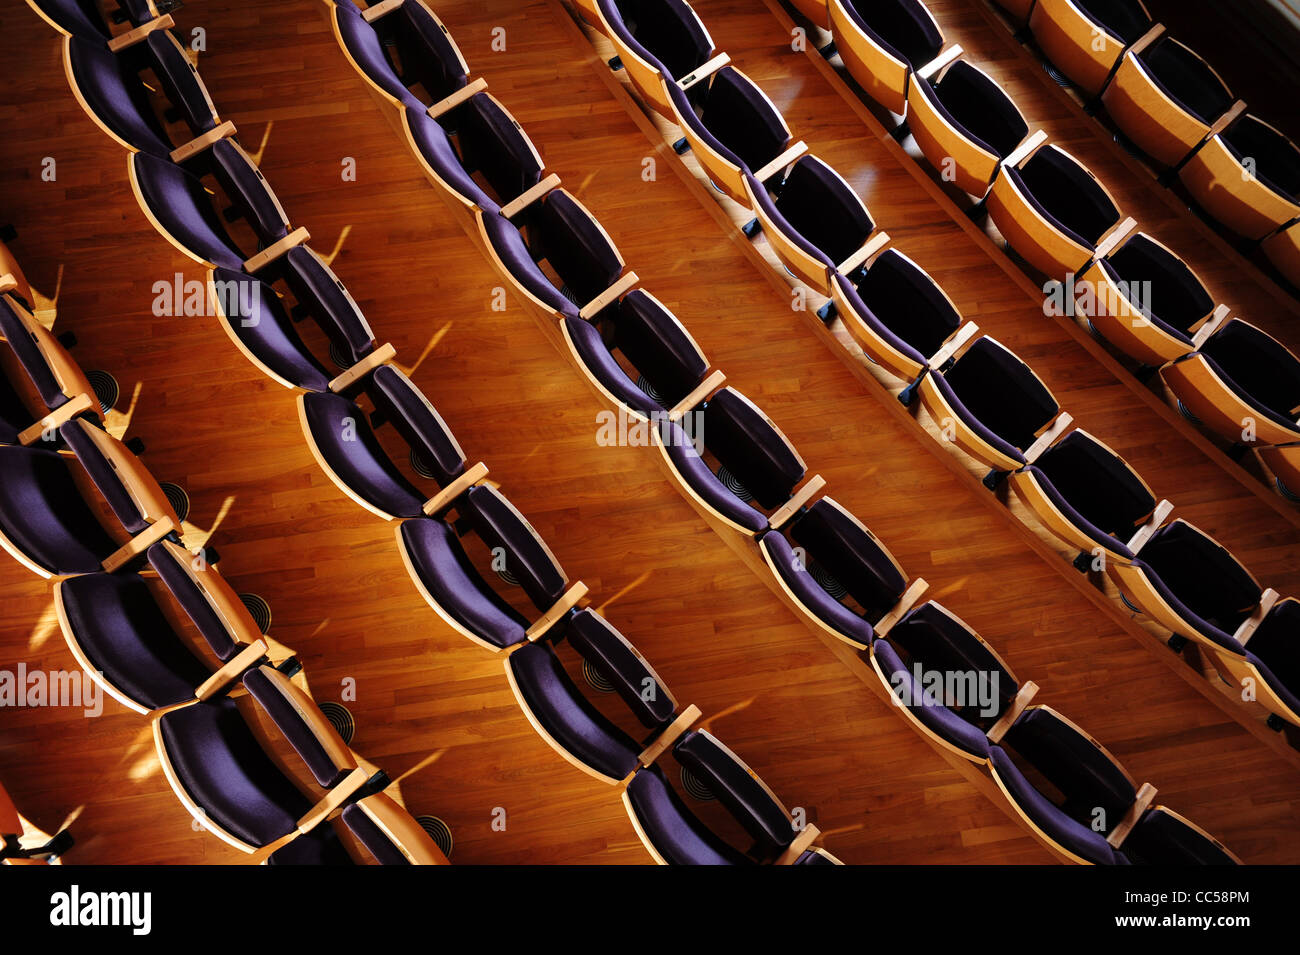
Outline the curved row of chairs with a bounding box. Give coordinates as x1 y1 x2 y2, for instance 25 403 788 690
990 0 1300 288
563 0 1300 741
26 0 839 866
0 231 449 865
328 0 1239 863
759 0 1300 500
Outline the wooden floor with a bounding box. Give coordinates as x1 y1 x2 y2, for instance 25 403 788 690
0 0 1297 864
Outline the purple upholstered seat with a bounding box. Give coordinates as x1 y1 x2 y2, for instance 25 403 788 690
458 484 567 611
66 36 174 156
790 498 905 619
388 0 470 105
837 0 944 70
562 608 678 730
613 291 709 404
508 640 643 780
1096 234 1212 347
747 156 876 272
479 212 579 318
369 365 467 486
207 140 291 246
833 249 961 373
333 0 424 109
525 192 625 311
700 389 805 510
598 0 715 83
403 106 498 213
1133 37 1233 127
398 517 532 649
1119 808 1238 865
657 418 770 535
672 729 795 860
1016 430 1153 558
872 638 992 759
244 668 351 789
208 269 333 392
624 764 753 865
913 60 1028 161
28 0 112 39
759 530 876 647
665 66 794 175
929 337 1059 461
449 94 545 205
273 246 378 371
1245 600 1300 716
130 152 248 269
564 316 663 416
142 30 220 138
118 0 161 26
1186 319 1300 434
1004 146 1121 250
0 295 74 432
339 802 410 865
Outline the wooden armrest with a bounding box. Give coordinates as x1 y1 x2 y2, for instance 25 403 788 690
169 121 237 164
774 824 821 865
1092 217 1138 263
329 342 397 394
1205 100 1248 141
753 141 809 185
17 393 94 447
579 271 638 320
0 273 16 295
195 639 268 701
1001 129 1047 171
243 227 310 274
102 517 175 573
1107 782 1157 849
835 231 890 277
501 174 562 220
525 582 589 642
1022 412 1074 465
422 461 489 517
927 322 979 368
874 578 928 637
1127 22 1166 58
362 0 405 22
916 44 963 82
637 704 702 767
677 53 732 91
668 369 725 423
106 13 174 52
296 766 370 833
986 680 1038 744
1191 306 1229 350
1125 499 1173 555
1234 588 1279 648
427 76 488 120
768 474 826 531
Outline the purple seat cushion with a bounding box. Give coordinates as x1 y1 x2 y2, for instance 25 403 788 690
480 212 579 318
1101 234 1211 339
1139 521 1260 649
789 499 906 620
508 642 642 780
845 249 961 363
602 0 713 81
276 247 376 369
872 637 993 759
529 192 624 309
209 269 332 392
404 106 497 212
767 158 875 270
267 822 355 865
888 601 1018 714
0 296 67 410
368 365 467 487
674 67 791 174
673 730 794 858
394 0 469 105
658 419 768 534
459 485 566 611
341 802 410 865
564 316 665 417
158 696 310 847
760 530 875 647
399 517 530 649
702 389 805 510
923 60 1028 160
563 608 676 729
333 0 423 109
613 291 708 405
452 94 544 206
624 765 752 865
1008 147 1120 249
30 0 111 39
208 140 290 246
67 36 173 156
0 445 119 575
143 31 218 136
131 152 247 269
146 542 241 661
1002 708 1136 822
939 337 1059 453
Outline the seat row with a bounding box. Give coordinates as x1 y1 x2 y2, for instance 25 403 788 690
330 0 1240 862
991 0 1300 286
0 230 450 864
753 0 1300 498
27 0 837 866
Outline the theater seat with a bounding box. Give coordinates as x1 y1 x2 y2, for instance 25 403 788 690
622 764 752 865
1028 0 1156 96
1181 113 1300 241
597 0 722 120
1160 318 1300 449
1119 806 1241 865
988 133 1125 280
129 152 249 269
332 0 470 111
828 0 952 116
1102 27 1241 168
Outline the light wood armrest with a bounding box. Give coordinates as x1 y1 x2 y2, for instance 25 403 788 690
774 823 821 865
677 53 732 91
169 121 237 164
1125 499 1173 555
526 582 589 642
106 14 174 52
927 321 979 368
579 271 638 320
1107 782 1157 848
1001 129 1047 170
1092 217 1137 262
296 766 369 833
1023 412 1073 465
328 342 396 394
195 639 268 701
874 578 928 637
0 273 16 295
917 44 963 82
362 0 405 22
986 680 1038 744
17 393 94 447
421 461 489 517
753 141 809 185
668 369 725 423
1126 22 1166 58
768 474 826 530
427 76 488 120
1205 100 1248 140
243 227 310 274
637 704 702 767
835 231 890 276
1234 588 1278 648
1191 306 1229 350
101 517 175 573
501 174 562 220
